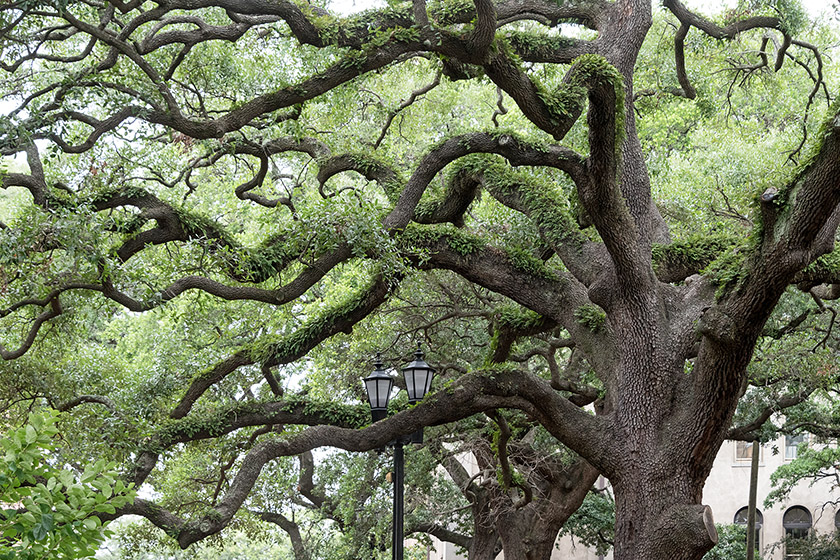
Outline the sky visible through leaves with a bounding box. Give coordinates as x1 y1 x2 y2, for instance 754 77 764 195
326 0 833 17
685 0 830 17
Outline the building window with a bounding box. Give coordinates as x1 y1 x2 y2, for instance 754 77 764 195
783 506 812 559
736 441 760 461
734 507 762 552
785 434 807 460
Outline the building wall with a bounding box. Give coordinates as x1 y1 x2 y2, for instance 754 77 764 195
702 437 837 560
426 539 461 560
430 436 837 560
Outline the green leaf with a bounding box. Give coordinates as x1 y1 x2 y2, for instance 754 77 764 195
24 425 37 445
93 503 115 514
58 470 74 488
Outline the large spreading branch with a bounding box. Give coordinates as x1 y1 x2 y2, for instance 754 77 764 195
662 0 830 142
0 297 62 360
0 0 611 151
383 131 587 230
251 510 311 560
121 364 610 547
663 0 783 39
169 270 396 418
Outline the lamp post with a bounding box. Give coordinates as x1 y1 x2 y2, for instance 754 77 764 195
362 344 435 560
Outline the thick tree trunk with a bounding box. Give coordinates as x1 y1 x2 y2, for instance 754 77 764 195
600 282 728 560
612 475 717 560
468 525 500 560
496 522 562 560
468 493 502 560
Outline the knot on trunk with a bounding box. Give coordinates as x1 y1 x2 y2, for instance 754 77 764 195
655 504 718 556
699 307 738 345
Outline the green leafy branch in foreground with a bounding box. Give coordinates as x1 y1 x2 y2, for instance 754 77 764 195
765 445 840 508
0 410 136 560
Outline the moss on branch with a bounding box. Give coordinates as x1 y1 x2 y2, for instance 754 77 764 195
496 305 547 331
451 154 586 254
702 244 751 299
504 246 558 281
149 400 268 452
506 31 578 59
574 303 606 333
254 273 387 364
802 246 840 278
90 184 327 283
652 234 741 281
398 222 487 256
428 0 475 25
146 398 370 454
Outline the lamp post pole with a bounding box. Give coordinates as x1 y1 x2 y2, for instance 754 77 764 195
393 441 405 560
362 344 435 560
746 440 759 560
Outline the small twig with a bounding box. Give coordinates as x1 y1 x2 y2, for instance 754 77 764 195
710 176 753 227
374 72 441 148
785 39 828 163
809 290 836 352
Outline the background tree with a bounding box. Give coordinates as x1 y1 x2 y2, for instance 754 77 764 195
1 1 840 560
701 525 748 560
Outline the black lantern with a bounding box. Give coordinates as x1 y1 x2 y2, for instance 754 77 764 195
363 353 394 422
402 344 435 404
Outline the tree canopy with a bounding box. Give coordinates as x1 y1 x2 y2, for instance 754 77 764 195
1 0 840 559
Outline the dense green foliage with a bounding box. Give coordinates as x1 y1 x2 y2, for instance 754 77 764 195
794 533 840 560
559 489 615 555
0 411 135 559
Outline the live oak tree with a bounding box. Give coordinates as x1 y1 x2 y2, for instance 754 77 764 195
2 1 840 560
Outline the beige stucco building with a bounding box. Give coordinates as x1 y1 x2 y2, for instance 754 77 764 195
702 436 837 560
427 435 838 560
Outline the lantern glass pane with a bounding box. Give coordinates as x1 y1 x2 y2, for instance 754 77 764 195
422 372 433 396
404 369 420 400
